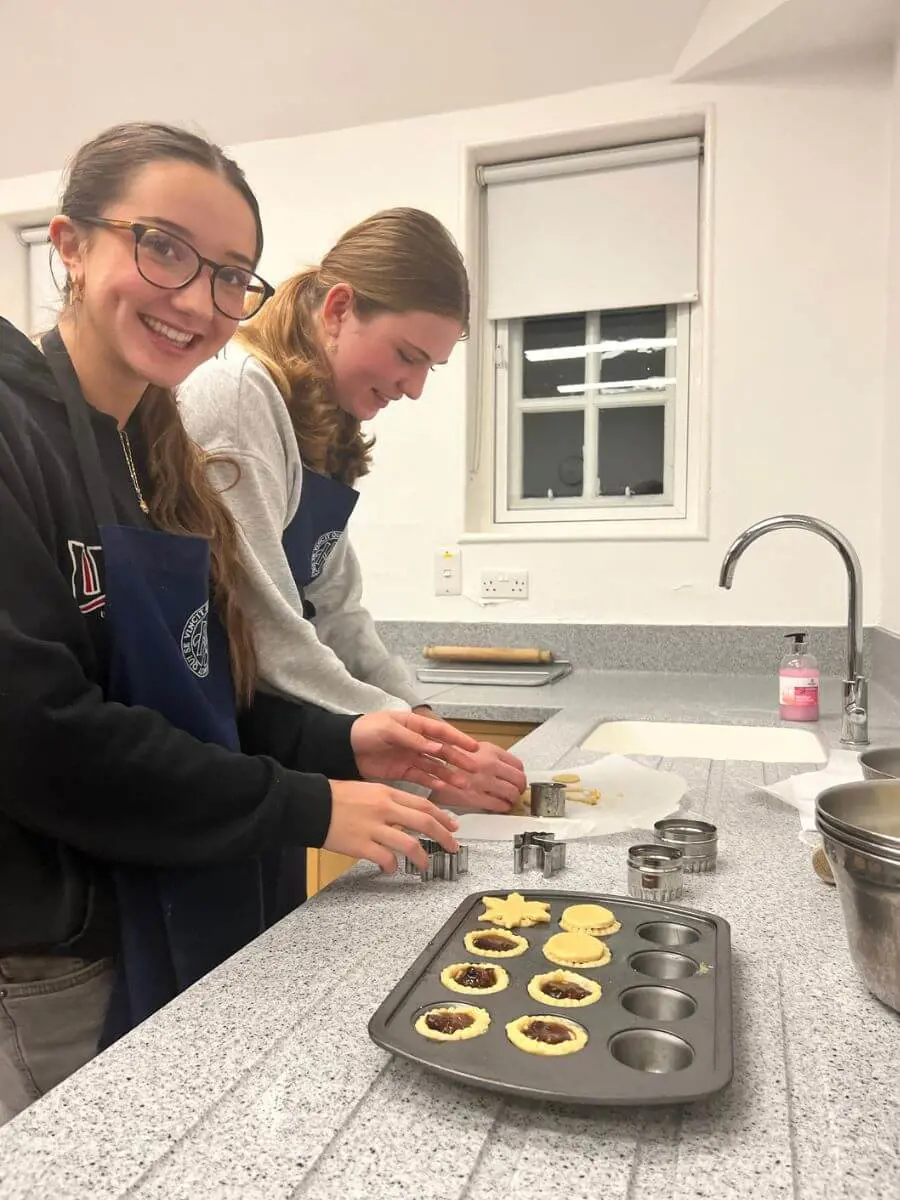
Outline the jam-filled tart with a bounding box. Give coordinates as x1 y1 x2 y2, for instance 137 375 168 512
506 1014 588 1056
415 1004 491 1042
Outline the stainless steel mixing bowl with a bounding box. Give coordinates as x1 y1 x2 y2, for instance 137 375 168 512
816 779 900 1012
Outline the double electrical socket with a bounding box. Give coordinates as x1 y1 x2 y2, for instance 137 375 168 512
433 546 529 600
480 570 529 600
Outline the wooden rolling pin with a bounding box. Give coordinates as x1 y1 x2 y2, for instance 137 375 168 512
422 645 554 664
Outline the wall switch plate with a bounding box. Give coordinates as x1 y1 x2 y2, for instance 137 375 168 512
435 545 462 596
480 570 529 600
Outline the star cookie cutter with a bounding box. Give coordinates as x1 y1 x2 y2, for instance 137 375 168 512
513 830 567 878
404 838 470 881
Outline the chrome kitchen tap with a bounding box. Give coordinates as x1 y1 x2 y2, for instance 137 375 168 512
718 515 868 746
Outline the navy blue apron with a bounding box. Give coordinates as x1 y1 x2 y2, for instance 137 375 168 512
281 467 358 615
42 331 304 1045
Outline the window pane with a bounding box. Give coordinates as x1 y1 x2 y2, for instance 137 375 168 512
596 405 665 497
600 306 670 390
521 410 584 499
522 313 586 399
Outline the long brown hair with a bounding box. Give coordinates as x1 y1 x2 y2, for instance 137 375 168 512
236 208 470 485
59 123 261 701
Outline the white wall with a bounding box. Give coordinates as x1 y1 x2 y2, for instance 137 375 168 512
243 75 889 627
880 44 900 633
0 73 891 628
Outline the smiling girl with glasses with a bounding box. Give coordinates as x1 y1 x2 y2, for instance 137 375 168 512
0 122 480 1124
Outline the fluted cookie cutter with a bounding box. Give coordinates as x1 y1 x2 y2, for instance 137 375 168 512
627 843 684 902
404 837 470 881
653 818 718 874
513 830 567 878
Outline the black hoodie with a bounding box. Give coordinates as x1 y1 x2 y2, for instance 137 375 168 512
0 318 360 958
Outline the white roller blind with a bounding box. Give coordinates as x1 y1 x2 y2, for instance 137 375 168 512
482 138 701 320
21 226 63 335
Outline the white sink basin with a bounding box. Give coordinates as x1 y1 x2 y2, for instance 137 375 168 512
581 720 826 763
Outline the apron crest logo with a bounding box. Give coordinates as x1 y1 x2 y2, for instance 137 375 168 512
310 530 342 579
181 602 210 678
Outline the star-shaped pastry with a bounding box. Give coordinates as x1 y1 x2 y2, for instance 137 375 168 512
478 892 551 929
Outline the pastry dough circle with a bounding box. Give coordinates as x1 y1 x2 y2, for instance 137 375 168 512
560 903 622 937
463 928 529 958
506 1014 588 1056
441 962 510 995
543 930 612 968
527 969 602 1008
415 1004 490 1042
478 892 551 929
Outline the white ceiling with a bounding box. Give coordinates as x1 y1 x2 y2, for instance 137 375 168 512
674 0 899 80
0 0 709 180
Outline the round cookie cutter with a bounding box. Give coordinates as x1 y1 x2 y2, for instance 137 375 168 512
530 781 567 818
653 818 718 874
627 844 684 902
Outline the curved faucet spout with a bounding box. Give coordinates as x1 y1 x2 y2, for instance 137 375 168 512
717 514 867 746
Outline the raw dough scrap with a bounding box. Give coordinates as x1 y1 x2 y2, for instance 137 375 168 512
514 775 601 812
566 787 602 806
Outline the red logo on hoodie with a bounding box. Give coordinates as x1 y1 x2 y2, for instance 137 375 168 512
67 539 106 615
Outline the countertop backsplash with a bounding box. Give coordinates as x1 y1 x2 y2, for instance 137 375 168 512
378 621 892 683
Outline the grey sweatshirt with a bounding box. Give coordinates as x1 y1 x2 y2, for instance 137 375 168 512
177 349 422 716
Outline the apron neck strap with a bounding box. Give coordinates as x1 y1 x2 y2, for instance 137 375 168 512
41 328 118 528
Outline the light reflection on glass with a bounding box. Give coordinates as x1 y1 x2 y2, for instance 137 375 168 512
557 377 675 395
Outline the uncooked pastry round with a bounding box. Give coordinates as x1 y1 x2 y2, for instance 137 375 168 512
542 930 612 968
560 903 621 937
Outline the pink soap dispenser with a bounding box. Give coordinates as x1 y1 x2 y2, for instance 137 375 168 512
779 631 820 722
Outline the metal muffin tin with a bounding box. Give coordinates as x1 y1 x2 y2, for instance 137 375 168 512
368 889 733 1106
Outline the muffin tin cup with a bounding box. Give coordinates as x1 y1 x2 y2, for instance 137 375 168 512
368 890 732 1106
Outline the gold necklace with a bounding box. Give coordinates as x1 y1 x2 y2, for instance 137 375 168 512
119 429 150 514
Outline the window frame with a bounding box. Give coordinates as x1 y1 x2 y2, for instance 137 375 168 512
460 110 713 545
493 303 692 525
19 224 61 336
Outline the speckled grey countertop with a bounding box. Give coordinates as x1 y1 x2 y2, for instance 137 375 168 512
2 671 900 1200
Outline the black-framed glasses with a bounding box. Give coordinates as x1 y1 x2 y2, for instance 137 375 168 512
76 216 274 321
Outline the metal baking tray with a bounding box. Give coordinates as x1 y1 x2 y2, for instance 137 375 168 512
415 662 572 687
368 889 732 1106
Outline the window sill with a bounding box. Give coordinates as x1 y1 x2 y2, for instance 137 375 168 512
459 514 708 544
